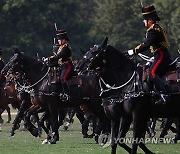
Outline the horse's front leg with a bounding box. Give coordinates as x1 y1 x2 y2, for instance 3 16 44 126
5 105 11 123
117 115 132 153
132 112 154 154
24 105 40 137
10 101 28 136
47 98 59 144
103 103 120 154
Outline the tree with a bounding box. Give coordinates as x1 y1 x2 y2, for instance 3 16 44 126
154 0 180 58
90 0 145 51
0 0 92 60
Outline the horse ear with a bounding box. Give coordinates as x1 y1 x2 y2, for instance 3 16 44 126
13 48 20 54
101 37 108 49
80 48 86 55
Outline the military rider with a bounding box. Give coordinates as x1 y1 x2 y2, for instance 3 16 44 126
128 5 172 104
48 29 74 96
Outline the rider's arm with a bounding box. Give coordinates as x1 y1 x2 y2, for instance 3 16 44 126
49 47 69 62
134 28 158 53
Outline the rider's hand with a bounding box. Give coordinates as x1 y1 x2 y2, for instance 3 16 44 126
127 49 134 56
44 58 49 62
42 57 49 63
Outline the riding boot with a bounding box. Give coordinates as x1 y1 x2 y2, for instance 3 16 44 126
152 76 171 105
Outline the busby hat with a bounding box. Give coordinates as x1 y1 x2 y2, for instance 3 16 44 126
142 5 160 21
56 29 69 41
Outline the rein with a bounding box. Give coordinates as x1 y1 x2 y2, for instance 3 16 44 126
91 49 136 96
16 67 50 90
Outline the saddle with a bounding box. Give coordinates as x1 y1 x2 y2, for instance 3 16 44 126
48 67 83 85
48 67 59 84
142 59 180 94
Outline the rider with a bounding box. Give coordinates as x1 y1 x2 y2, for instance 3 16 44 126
48 29 74 97
128 5 172 104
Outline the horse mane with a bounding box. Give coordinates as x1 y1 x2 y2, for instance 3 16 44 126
20 52 42 65
105 45 135 67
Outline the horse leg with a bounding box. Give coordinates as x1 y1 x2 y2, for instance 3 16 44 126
0 108 4 124
10 108 24 136
40 112 50 134
151 118 157 133
58 108 67 128
117 116 132 153
172 118 180 143
75 108 85 125
40 111 55 144
10 98 31 136
111 119 120 154
147 118 156 138
24 105 40 137
159 118 173 138
47 99 59 144
132 112 154 154
32 111 42 137
63 108 76 130
5 105 11 123
138 125 155 154
94 118 109 143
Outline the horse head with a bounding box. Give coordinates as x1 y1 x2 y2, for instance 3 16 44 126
2 49 46 82
1 49 23 76
75 37 109 74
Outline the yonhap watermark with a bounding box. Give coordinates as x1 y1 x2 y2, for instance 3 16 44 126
98 134 175 148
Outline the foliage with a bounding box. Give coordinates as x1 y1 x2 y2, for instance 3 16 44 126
0 0 179 62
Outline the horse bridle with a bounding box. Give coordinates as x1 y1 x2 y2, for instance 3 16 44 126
87 46 129 71
4 56 50 91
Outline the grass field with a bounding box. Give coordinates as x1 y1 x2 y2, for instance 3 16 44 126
0 112 179 154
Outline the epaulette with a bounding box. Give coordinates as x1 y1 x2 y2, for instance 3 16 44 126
153 24 161 32
147 24 161 32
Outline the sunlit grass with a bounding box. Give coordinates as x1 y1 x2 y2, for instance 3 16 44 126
0 112 179 154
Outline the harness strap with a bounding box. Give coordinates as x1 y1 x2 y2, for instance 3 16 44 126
99 71 136 96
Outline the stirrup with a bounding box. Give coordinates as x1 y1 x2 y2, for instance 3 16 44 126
60 93 69 101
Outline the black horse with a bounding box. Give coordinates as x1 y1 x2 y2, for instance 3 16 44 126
76 37 180 154
2 49 111 144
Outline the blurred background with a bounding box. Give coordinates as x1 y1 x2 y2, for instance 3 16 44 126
0 0 179 61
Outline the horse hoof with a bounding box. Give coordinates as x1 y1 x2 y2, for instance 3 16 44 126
38 131 42 138
94 134 99 144
42 139 51 144
63 126 68 131
9 131 15 136
171 137 178 144
31 128 39 137
49 139 57 144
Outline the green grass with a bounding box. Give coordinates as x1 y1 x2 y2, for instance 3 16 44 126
0 113 180 154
